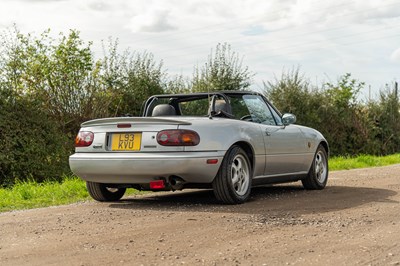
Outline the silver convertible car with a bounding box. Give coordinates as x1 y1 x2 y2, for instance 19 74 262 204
69 91 329 204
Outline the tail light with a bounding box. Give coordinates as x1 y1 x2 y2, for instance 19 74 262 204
117 123 131 128
75 131 94 147
157 130 200 146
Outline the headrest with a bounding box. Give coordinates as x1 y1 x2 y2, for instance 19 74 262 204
151 104 176 116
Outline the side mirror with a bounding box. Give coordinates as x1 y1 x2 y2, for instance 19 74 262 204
282 113 296 126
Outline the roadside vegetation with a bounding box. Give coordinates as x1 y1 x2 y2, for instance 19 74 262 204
329 154 400 171
0 177 142 212
0 154 399 213
0 177 87 212
0 26 399 191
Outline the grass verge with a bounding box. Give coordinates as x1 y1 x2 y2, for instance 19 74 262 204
329 153 400 171
0 176 140 213
1 154 400 213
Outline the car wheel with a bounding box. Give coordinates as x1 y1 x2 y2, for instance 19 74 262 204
86 181 126 202
302 145 328 190
212 145 252 204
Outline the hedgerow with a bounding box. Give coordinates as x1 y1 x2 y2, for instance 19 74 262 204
0 28 398 187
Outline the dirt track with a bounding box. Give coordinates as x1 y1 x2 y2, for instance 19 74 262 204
1 165 400 265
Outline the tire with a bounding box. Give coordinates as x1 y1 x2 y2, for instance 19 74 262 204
302 145 329 190
212 145 252 204
86 181 126 202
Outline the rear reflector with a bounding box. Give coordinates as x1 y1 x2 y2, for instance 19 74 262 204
150 180 165 190
207 159 219 164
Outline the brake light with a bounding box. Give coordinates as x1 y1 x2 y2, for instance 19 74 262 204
75 131 94 147
117 123 131 128
157 130 200 146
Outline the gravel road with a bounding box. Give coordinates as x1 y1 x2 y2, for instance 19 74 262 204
1 165 399 265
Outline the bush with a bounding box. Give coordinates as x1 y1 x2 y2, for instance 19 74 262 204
100 40 166 116
1 27 400 186
191 43 254 92
0 94 70 187
0 29 167 186
264 68 400 156
367 87 400 155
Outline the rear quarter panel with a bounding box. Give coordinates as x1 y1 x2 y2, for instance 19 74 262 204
179 118 266 176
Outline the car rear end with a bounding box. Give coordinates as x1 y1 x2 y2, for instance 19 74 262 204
69 117 224 191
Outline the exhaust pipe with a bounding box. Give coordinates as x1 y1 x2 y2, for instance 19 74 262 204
169 176 185 191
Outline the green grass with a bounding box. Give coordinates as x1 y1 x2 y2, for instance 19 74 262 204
330 153 400 171
0 176 140 213
1 154 400 213
0 176 88 212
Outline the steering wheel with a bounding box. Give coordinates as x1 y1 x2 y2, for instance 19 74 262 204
240 115 253 121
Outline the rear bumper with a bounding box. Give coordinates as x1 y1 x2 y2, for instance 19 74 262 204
69 151 224 184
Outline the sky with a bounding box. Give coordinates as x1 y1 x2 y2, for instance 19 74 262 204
1 0 400 99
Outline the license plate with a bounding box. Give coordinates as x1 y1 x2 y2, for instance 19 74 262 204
111 133 141 151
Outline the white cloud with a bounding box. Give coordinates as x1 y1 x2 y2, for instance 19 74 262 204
0 0 400 94
127 9 176 33
10 0 67 2
390 48 400 62
86 1 112 12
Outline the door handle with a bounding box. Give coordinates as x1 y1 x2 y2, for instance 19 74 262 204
265 127 280 136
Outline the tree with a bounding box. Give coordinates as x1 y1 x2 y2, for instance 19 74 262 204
191 43 254 92
323 73 371 155
165 75 190 94
0 28 112 136
100 39 166 116
0 95 70 186
263 67 325 128
0 28 102 185
264 69 379 156
367 85 400 154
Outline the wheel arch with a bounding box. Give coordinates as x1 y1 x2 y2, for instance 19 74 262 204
212 141 254 204
231 141 255 173
319 140 330 158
